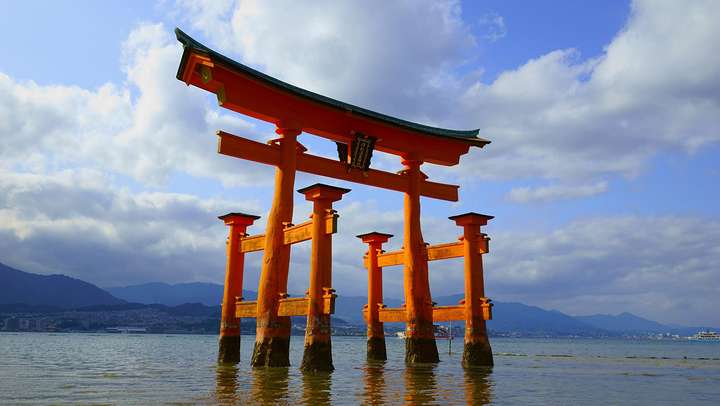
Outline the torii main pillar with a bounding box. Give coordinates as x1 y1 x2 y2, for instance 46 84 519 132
251 126 300 367
401 156 439 363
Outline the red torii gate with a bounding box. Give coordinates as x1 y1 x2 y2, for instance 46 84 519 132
174 28 494 369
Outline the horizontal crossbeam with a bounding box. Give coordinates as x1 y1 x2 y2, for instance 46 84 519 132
235 295 336 318
239 217 337 253
363 304 491 323
363 303 492 323
217 131 459 201
366 237 489 268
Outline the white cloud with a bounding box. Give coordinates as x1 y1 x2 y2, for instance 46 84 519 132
0 168 261 287
507 181 608 203
478 12 507 42
456 0 720 181
0 23 273 188
485 216 720 326
178 0 476 124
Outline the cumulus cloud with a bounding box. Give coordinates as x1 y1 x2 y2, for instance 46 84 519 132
0 23 273 188
484 216 720 325
178 0 476 124
0 168 261 287
457 0 720 181
507 181 608 203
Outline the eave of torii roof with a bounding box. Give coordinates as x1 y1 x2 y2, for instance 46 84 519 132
174 28 490 165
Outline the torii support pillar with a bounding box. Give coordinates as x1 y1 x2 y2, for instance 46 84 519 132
451 212 494 367
401 157 439 363
252 126 301 367
218 212 260 363
358 232 393 361
298 184 349 372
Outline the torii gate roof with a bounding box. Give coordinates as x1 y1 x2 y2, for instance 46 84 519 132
175 28 489 166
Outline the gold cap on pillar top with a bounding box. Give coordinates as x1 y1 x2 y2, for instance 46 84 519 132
356 232 393 244
297 183 351 202
449 212 494 226
218 212 261 226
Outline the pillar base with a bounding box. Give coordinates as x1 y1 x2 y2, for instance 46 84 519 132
251 336 291 367
367 337 387 361
218 335 241 364
300 341 334 372
405 337 440 364
462 340 493 367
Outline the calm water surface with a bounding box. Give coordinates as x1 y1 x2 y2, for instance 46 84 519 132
1 333 719 405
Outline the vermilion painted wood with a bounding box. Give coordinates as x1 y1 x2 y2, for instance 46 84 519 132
401 158 438 362
366 239 486 268
299 184 348 371
182 54 478 166
358 233 392 341
236 297 337 318
218 214 258 338
252 128 300 366
217 131 460 201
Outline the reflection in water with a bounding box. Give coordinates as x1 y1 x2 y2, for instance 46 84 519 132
362 360 387 405
302 371 332 405
404 364 439 404
212 355 492 404
251 366 290 405
464 367 494 405
215 364 239 404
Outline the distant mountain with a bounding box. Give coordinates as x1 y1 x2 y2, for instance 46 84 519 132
430 293 604 336
105 282 258 306
575 312 718 336
71 277 714 336
576 312 669 333
334 293 604 336
0 262 125 308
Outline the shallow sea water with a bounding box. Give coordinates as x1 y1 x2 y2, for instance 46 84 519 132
1 333 719 405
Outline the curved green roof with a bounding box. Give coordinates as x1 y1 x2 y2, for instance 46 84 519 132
175 27 488 145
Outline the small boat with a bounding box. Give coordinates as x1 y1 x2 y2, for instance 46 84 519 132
434 325 453 340
395 325 454 340
689 331 720 341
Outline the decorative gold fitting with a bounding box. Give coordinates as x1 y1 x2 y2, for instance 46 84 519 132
216 86 226 106
200 65 212 84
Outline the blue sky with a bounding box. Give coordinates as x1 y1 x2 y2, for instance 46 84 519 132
1 0 718 326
